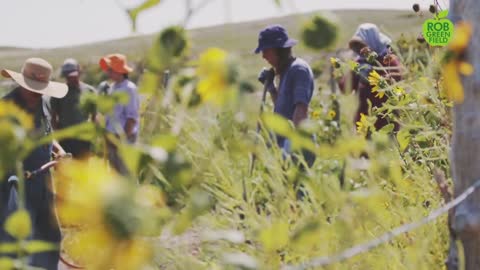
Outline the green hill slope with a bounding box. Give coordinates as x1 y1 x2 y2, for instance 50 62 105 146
0 10 424 74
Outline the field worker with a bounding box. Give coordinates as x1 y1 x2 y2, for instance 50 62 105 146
0 58 67 270
99 53 140 175
255 25 315 167
340 23 403 135
50 58 96 159
354 23 392 54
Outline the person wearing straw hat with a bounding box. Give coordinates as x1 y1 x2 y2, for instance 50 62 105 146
1 58 67 270
99 53 139 175
50 58 96 159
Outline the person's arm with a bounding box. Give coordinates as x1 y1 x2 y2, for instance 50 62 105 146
293 103 308 127
123 85 140 141
124 118 137 140
52 140 67 157
383 54 404 82
292 67 314 127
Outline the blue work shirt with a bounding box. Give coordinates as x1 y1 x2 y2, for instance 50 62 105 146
105 79 140 141
274 58 314 146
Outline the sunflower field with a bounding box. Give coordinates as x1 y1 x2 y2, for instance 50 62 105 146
0 1 474 270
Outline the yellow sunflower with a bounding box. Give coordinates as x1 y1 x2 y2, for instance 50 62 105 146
327 110 337 120
55 158 164 270
196 48 232 105
0 100 33 131
442 22 474 104
448 21 472 53
367 70 382 85
330 57 341 68
310 110 321 119
368 70 387 98
356 113 371 136
371 85 385 99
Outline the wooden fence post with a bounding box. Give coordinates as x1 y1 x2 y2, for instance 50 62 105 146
449 0 480 269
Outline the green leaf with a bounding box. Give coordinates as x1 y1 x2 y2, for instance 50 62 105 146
152 134 178 152
48 122 96 142
119 143 143 175
261 112 294 137
148 26 189 71
379 123 395 134
437 10 449 19
138 71 159 95
259 222 289 252
0 243 18 254
128 0 162 32
291 220 321 243
172 210 192 235
5 210 31 240
0 258 14 269
23 241 58 254
396 128 411 152
414 134 428 143
301 15 338 50
34 122 97 151
173 189 214 235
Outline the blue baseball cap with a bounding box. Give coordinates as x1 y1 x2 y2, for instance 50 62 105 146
254 25 298 54
61 58 80 77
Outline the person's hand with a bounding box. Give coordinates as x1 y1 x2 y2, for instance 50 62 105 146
258 68 275 85
94 113 105 126
265 80 277 94
258 68 276 93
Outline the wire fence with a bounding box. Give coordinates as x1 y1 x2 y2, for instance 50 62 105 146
282 179 480 270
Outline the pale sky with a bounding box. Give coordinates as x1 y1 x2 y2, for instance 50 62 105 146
0 0 447 48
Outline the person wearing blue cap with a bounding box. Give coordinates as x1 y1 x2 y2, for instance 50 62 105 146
50 58 97 159
255 24 315 167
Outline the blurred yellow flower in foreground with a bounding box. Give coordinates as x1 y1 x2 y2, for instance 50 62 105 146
0 100 33 131
448 21 472 54
196 48 232 105
442 22 473 104
62 229 151 270
55 158 164 270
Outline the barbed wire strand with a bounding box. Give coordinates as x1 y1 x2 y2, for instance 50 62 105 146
283 179 480 270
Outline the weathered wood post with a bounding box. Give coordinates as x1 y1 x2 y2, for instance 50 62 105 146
448 0 480 269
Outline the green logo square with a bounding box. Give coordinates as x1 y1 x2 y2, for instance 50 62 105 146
422 10 454 46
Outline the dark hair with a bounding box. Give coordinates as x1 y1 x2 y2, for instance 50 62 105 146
123 73 129 79
349 38 368 55
275 47 293 74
